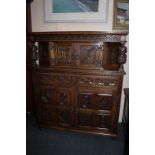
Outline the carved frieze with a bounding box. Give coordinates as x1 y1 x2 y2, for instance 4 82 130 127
39 75 74 84
32 34 123 42
78 77 117 87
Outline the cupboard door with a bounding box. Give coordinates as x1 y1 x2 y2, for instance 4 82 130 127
77 111 93 129
55 87 73 107
55 87 74 127
39 86 55 106
76 111 111 132
57 109 74 127
76 92 114 132
37 106 58 126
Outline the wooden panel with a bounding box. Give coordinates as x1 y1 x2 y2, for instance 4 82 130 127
78 75 119 90
76 111 111 133
78 93 113 111
38 73 75 85
37 106 57 126
30 32 127 136
39 86 55 106
39 41 104 69
55 87 74 107
57 108 74 127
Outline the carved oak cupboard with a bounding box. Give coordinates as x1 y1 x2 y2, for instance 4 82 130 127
29 31 128 136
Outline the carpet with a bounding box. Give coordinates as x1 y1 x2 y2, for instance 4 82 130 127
26 114 125 155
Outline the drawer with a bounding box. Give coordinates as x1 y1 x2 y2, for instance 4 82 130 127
38 73 75 85
78 76 119 90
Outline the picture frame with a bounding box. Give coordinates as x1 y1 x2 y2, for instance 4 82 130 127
113 0 129 29
44 0 109 23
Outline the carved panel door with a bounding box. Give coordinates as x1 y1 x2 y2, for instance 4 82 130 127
55 87 74 128
36 85 75 128
76 92 114 133
36 85 58 126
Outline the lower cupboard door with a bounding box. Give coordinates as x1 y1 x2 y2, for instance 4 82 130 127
57 108 74 128
93 113 112 132
37 106 58 126
76 111 112 133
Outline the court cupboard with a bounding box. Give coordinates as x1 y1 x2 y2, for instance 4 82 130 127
29 31 128 136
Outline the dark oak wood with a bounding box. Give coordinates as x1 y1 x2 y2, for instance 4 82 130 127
123 88 129 155
30 31 128 136
26 0 33 112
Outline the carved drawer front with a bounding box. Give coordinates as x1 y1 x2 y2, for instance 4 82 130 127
78 76 119 90
37 106 57 125
78 93 113 111
38 73 74 85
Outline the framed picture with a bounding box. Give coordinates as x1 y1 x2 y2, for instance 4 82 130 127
44 0 109 23
113 0 129 29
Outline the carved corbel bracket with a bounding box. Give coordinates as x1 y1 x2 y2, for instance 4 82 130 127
118 42 127 70
29 41 39 67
